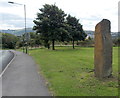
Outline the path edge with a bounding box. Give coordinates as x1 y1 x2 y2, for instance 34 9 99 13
0 51 16 77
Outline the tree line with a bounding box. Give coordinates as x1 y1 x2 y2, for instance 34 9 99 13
1 4 119 49
33 4 87 50
1 4 87 50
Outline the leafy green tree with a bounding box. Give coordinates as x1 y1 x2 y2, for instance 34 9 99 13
33 4 66 50
2 33 18 49
29 32 42 48
38 32 50 49
35 34 42 47
66 15 87 49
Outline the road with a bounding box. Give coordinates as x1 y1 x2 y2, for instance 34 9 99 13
0 50 14 74
2 50 51 96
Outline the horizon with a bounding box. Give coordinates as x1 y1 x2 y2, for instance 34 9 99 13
0 28 119 33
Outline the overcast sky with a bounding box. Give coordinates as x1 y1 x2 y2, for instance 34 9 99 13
0 0 119 32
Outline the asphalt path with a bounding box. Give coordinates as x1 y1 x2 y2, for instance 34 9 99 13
0 50 14 74
2 50 51 96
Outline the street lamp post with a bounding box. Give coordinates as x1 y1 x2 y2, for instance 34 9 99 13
8 1 28 54
24 4 28 54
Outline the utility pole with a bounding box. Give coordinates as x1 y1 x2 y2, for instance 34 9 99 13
8 1 28 54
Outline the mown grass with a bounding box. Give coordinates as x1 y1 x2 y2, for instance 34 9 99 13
29 46 118 96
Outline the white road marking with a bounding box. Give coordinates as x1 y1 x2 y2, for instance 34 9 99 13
0 51 16 77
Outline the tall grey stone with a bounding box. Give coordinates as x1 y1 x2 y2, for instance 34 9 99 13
94 19 112 78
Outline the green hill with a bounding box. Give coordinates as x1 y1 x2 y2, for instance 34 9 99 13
0 28 35 36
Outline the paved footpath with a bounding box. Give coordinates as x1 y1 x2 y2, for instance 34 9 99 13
2 50 51 96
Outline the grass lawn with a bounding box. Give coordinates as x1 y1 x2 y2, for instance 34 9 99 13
29 46 118 96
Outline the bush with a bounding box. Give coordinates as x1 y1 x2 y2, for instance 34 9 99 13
2 33 18 49
77 39 94 47
112 38 120 46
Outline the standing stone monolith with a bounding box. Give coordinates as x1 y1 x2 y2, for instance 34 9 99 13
94 19 112 78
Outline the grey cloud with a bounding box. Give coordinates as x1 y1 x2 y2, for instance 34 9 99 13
0 1 13 7
1 13 23 20
81 15 102 21
0 13 34 29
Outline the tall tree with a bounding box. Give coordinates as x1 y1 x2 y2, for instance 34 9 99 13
66 15 87 49
33 4 66 50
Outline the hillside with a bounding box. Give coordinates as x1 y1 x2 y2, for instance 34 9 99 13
0 28 118 39
0 28 35 36
85 30 118 39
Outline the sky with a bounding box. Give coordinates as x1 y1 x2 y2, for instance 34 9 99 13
0 0 119 32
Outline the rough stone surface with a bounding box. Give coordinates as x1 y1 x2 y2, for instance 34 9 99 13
94 19 112 78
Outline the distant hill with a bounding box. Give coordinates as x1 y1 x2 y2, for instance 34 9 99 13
85 30 118 39
0 28 35 36
85 30 95 38
0 28 118 39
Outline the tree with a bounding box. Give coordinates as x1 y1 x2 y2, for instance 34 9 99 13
113 37 120 46
33 4 66 50
66 15 87 49
2 33 18 49
35 34 42 47
28 32 42 48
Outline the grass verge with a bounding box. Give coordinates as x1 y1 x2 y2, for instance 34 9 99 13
29 46 118 96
